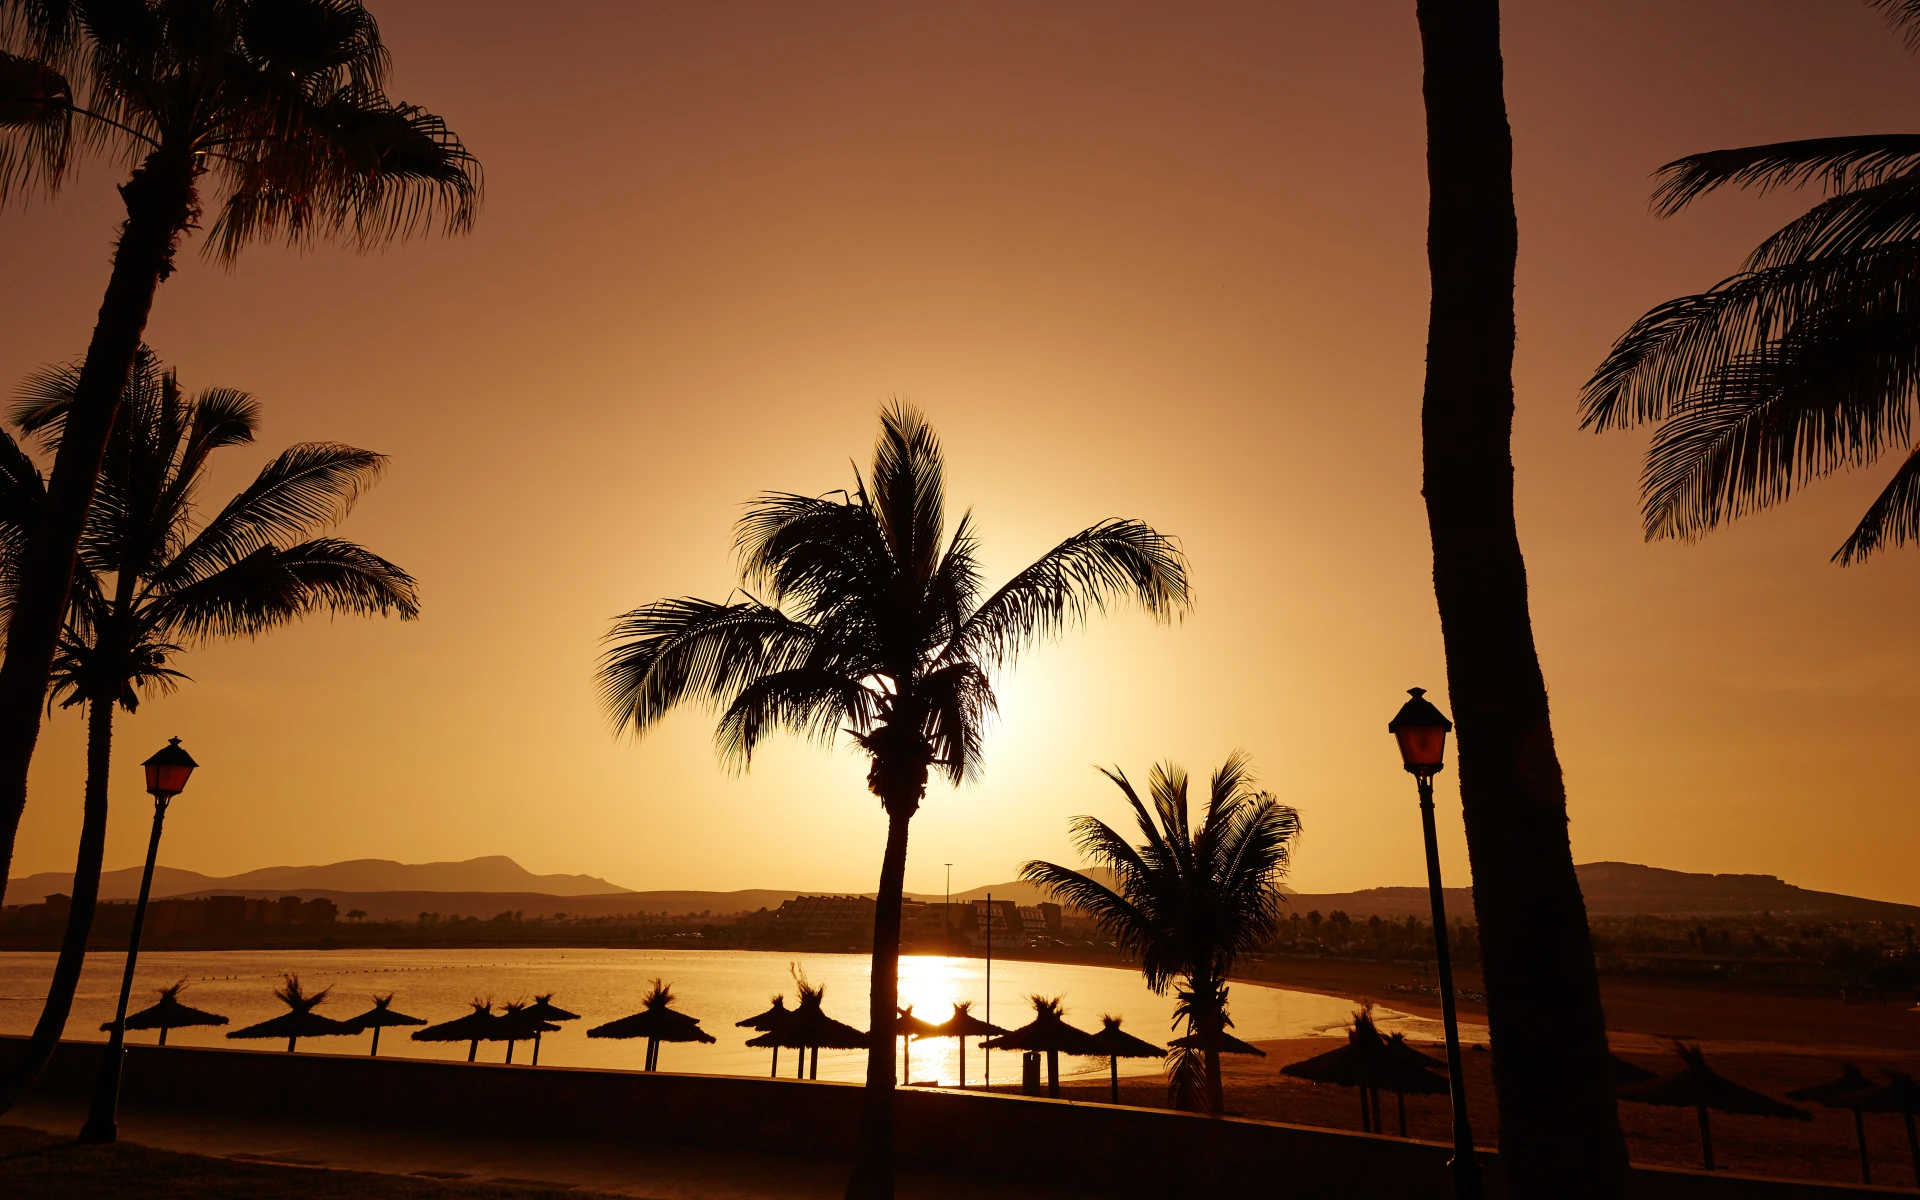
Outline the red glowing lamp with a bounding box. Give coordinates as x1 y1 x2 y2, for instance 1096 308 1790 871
142 738 198 799
1388 688 1451 778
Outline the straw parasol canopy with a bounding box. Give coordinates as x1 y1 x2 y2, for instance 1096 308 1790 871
737 994 793 1077
745 978 868 1080
515 994 578 1066
1850 1073 1920 1187
1789 1063 1880 1184
101 980 227 1047
1168 1029 1268 1057
925 1000 1006 1090
226 975 357 1054
1611 1053 1658 1087
342 994 426 1058
1620 1043 1809 1171
980 996 1105 1098
1090 1015 1162 1104
895 1005 944 1085
1281 1008 1445 1136
412 998 504 1062
587 979 716 1072
496 1001 560 1066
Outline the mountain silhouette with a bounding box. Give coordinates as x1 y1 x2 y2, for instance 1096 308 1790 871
2 855 631 906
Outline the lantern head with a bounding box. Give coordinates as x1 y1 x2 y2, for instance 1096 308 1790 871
142 738 197 799
1388 688 1451 778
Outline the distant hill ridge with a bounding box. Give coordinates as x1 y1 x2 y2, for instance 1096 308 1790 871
5 857 1911 923
1 855 631 907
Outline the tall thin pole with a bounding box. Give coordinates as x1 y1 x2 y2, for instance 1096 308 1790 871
984 891 992 1091
1417 773 1482 1199
79 795 169 1144
944 864 952 947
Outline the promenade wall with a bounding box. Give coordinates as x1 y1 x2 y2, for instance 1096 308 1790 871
2 1037 1885 1200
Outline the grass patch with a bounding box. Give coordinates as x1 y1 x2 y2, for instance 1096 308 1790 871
0 1124 628 1199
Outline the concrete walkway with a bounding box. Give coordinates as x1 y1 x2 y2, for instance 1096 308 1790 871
5 1098 1120 1199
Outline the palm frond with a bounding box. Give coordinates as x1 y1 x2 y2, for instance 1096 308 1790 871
869 400 944 585
1651 135 1920 216
944 519 1190 669
734 491 895 618
917 660 994 784
0 422 44 633
598 597 827 736
207 88 481 260
1581 246 1920 430
1871 0 1920 51
156 443 384 588
1637 283 1920 540
1835 445 1920 563
150 537 418 640
1743 172 1920 268
0 48 73 201
714 667 873 770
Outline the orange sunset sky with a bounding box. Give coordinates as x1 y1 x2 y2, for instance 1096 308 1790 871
3 1 1917 906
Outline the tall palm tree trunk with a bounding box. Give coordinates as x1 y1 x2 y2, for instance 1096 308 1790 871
1415 3 1628 1194
0 697 114 1116
0 149 198 892
845 800 913 1200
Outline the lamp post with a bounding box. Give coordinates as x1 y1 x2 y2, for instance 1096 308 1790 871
78 737 197 1145
1388 688 1481 1199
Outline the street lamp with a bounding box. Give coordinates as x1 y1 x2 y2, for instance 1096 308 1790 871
78 737 197 1144
1388 688 1481 1199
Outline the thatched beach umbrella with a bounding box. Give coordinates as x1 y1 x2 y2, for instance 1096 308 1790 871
100 980 227 1046
1851 1073 1920 1187
225 975 356 1053
980 996 1104 1099
1619 1043 1810 1171
342 994 426 1057
930 1000 1007 1089
497 1001 560 1065
1281 1009 1445 1135
1089 1015 1162 1104
737 995 793 1077
1168 1028 1268 1057
744 978 868 1080
895 1005 943 1085
1789 1063 1879 1184
1610 1053 1658 1087
587 979 716 1072
518 994 579 1066
413 999 503 1062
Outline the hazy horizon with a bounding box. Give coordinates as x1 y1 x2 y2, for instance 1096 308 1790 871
4 2 1918 905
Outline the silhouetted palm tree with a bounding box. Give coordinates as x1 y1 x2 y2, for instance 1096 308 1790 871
598 402 1188 1199
0 0 478 892
1019 754 1297 1115
0 349 417 1112
1581 2 1920 564
1415 2 1628 1191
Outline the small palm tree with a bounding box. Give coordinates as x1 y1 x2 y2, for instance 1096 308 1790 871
1020 753 1299 1116
0 349 416 1112
598 402 1188 1198
0 0 479 892
1582 1 1920 563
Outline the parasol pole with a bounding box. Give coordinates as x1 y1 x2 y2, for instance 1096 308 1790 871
158 1028 167 1048
1852 1107 1869 1184
984 892 992 1091
1904 1112 1917 1186
1696 1104 1714 1171
771 1046 779 1078
1109 1054 1118 1103
371 1026 381 1057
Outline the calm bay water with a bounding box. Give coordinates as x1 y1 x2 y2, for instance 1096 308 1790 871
0 949 1482 1085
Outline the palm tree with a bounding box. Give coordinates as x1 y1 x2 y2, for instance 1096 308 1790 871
1019 754 1297 1116
0 348 418 1114
597 402 1188 1199
0 0 479 892
1581 2 1920 564
1415 2 1629 1192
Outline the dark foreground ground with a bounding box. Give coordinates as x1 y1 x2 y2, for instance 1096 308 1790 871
0 1125 610 1200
